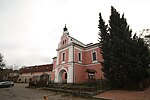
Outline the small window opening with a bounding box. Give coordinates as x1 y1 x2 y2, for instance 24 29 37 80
78 53 81 61
62 53 65 61
92 52 96 61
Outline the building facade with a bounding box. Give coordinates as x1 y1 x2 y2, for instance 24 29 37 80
18 64 53 83
51 25 104 84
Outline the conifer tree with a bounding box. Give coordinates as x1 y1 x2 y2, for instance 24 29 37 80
98 13 111 83
98 6 150 88
108 6 133 88
131 35 150 84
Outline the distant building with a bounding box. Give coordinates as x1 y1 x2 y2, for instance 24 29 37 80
3 70 19 82
51 25 104 83
18 64 53 83
1 69 18 82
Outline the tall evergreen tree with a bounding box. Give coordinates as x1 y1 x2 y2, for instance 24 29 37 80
108 6 133 88
98 13 111 83
131 35 150 84
98 6 150 88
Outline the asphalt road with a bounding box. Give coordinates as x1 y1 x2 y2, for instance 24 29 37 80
0 83 94 100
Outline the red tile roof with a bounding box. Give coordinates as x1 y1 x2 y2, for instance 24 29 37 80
19 64 53 74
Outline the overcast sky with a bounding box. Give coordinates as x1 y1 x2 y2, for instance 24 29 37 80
0 0 150 69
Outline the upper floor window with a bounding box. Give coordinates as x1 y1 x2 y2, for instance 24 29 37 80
62 52 65 61
62 39 66 45
92 52 97 61
78 52 82 61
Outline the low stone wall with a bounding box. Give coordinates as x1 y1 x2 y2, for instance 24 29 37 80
43 87 104 98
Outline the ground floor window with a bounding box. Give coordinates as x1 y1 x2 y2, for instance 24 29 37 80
88 73 95 79
86 68 97 80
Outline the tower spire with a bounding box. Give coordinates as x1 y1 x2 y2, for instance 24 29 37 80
63 24 68 32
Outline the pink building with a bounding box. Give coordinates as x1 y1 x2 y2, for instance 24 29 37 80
51 25 104 84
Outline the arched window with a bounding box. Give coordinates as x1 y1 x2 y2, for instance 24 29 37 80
62 52 65 61
92 52 97 61
78 52 82 61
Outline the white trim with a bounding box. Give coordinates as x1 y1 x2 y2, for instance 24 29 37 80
56 52 59 65
85 46 99 52
61 52 66 64
55 63 73 68
62 61 65 64
57 67 69 83
58 45 71 52
58 67 68 75
78 52 82 63
88 73 95 75
91 51 98 63
68 36 86 47
61 35 68 40
68 37 72 44
68 66 73 83
75 62 101 66
68 45 73 62
54 67 58 82
78 61 82 64
92 60 98 63
74 46 84 51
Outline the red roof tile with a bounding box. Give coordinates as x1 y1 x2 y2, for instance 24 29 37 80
20 64 53 74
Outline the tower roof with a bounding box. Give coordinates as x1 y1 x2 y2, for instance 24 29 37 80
63 24 68 32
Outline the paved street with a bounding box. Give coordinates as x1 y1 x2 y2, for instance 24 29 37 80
0 83 94 100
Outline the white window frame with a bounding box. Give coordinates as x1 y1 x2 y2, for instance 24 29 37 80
88 73 95 79
62 52 66 63
78 52 82 63
91 51 97 63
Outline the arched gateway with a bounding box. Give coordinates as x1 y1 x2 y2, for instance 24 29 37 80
58 68 68 83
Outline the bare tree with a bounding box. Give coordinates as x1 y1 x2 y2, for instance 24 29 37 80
0 53 5 69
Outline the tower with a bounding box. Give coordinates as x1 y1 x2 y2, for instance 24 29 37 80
54 25 74 83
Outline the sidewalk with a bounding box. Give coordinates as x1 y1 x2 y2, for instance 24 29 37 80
94 89 150 100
